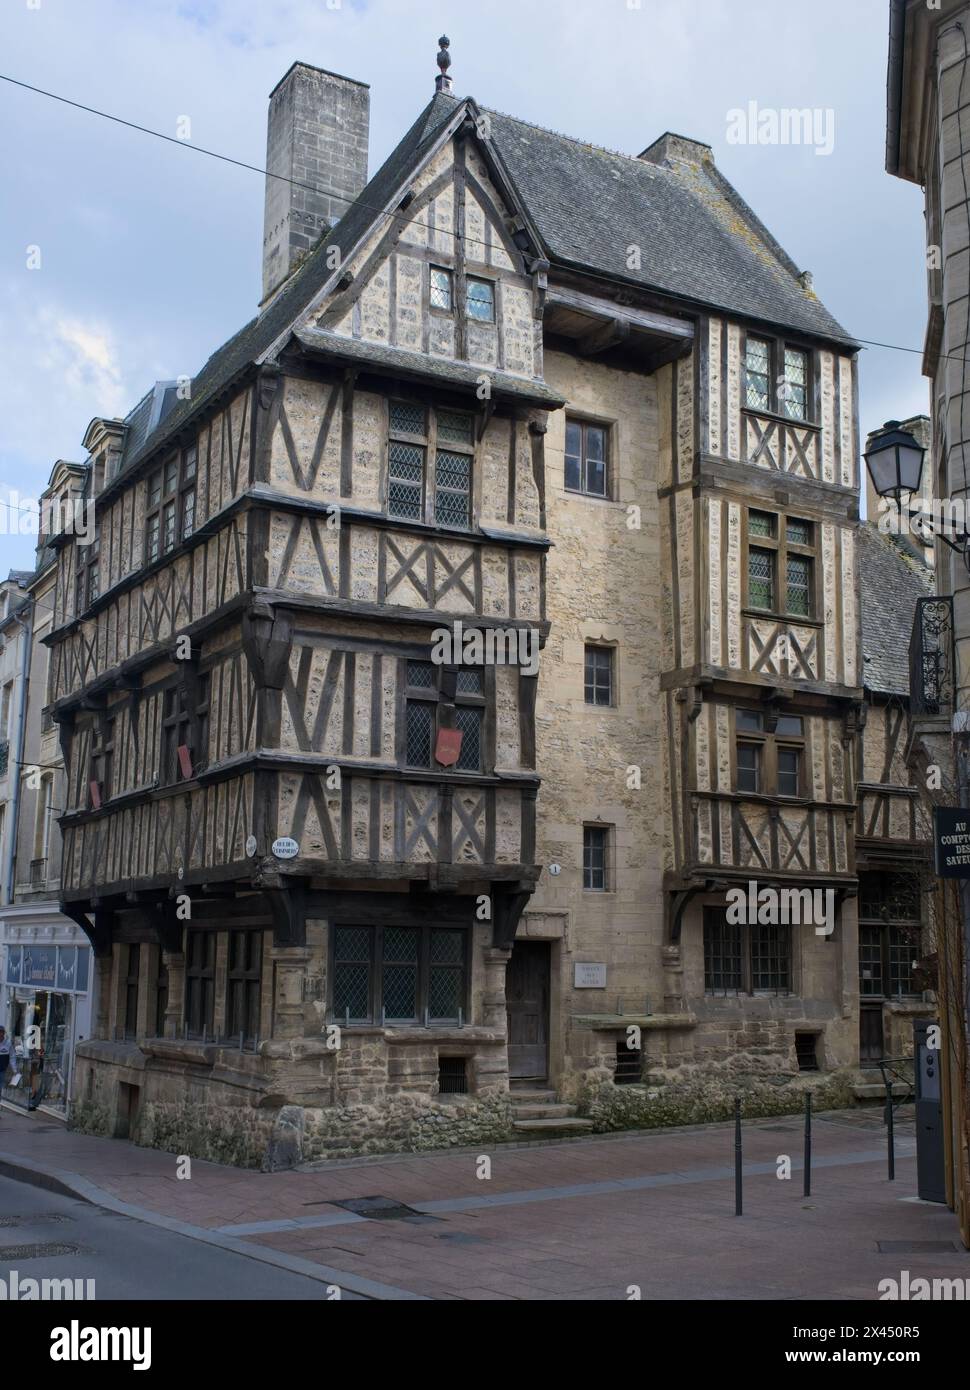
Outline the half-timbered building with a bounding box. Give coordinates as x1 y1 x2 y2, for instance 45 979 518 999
46 44 934 1162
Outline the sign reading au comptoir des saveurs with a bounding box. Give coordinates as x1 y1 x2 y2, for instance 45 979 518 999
933 807 970 878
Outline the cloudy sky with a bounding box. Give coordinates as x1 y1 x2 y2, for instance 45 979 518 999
0 0 927 571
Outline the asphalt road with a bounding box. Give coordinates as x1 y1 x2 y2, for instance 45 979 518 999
0 1173 363 1300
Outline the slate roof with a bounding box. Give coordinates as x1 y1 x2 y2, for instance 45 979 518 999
107 87 854 482
858 523 933 697
483 109 853 346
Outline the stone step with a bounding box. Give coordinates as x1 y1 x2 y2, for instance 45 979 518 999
508 1088 557 1103
510 1103 576 1120
853 1082 910 1101
512 1117 595 1134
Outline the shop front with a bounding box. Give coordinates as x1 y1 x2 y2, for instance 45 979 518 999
0 912 93 1116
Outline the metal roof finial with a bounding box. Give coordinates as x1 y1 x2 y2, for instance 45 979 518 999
435 35 453 94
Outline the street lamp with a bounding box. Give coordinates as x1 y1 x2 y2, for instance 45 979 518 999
863 420 926 503
863 419 970 559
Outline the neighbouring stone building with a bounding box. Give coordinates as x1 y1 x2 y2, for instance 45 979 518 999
32 41 937 1165
885 0 970 1245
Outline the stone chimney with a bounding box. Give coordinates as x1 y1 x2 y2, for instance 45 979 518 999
638 132 714 167
261 62 370 306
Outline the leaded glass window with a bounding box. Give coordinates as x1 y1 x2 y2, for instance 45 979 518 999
745 337 770 410
387 403 473 530
430 266 453 311
434 451 471 528
382 927 419 1021
404 659 486 772
786 554 812 617
330 927 468 1025
333 927 372 1022
748 547 774 610
388 441 424 520
782 348 808 420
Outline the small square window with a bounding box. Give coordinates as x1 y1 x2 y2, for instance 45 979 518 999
430 267 453 312
466 277 495 322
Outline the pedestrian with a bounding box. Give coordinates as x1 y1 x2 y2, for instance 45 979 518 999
0 1027 12 1095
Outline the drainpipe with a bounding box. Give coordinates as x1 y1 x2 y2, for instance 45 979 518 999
3 601 33 906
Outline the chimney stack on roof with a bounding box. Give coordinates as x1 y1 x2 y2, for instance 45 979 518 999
261 61 370 307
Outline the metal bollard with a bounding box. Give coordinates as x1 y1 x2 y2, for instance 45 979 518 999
734 1097 743 1216
803 1092 812 1197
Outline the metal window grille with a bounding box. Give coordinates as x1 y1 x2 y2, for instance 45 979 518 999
438 1056 468 1094
583 825 609 890
614 1040 643 1085
750 923 791 993
748 547 774 610
584 645 613 705
745 337 770 410
704 912 743 993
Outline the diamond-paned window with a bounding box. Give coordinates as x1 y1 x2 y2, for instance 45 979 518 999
389 401 425 435
748 548 774 611
454 705 482 772
782 348 808 421
437 410 474 445
406 660 436 689
745 337 770 410
430 267 453 311
748 510 775 539
786 518 811 546
456 669 483 695
388 441 424 520
333 926 372 1022
434 451 471 529
382 926 419 1020
786 555 812 617
429 929 464 1020
405 701 434 767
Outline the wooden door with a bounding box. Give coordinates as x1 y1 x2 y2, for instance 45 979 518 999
506 941 550 1080
859 1004 884 1068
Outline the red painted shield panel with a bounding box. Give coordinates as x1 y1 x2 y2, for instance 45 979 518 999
435 727 463 767
177 744 194 780
88 780 101 811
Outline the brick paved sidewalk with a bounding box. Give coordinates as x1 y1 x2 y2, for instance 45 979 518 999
0 1103 965 1299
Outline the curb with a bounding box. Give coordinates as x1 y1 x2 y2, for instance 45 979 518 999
0 1145 426 1301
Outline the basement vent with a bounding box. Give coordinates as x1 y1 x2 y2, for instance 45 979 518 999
795 1032 820 1072
438 1056 468 1095
614 1041 643 1085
